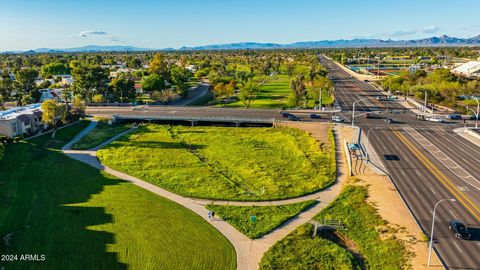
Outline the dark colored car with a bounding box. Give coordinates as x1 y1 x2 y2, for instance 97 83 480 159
288 114 300 121
446 114 462 120
449 220 471 239
467 115 478 120
281 112 290 118
309 114 321 119
385 118 394 123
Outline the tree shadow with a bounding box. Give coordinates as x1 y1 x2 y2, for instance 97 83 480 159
0 137 128 269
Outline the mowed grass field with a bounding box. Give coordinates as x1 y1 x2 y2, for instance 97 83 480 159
98 125 336 201
0 122 235 270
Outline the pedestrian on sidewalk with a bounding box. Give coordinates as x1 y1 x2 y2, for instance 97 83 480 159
211 211 215 221
207 211 212 221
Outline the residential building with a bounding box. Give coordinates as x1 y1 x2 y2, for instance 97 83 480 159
39 88 64 102
0 104 45 137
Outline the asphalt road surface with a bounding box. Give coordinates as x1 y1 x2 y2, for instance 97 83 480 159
319 55 480 269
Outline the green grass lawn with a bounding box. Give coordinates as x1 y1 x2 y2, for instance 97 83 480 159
71 119 131 150
314 185 407 269
260 184 407 269
223 64 334 109
260 224 360 270
224 74 292 108
98 125 335 201
0 122 236 270
206 201 316 239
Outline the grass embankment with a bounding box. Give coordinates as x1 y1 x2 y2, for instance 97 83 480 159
260 224 360 270
260 185 407 270
71 119 131 150
0 121 236 270
98 125 336 201
207 201 316 239
315 185 407 269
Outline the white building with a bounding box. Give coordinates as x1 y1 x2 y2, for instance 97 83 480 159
451 61 480 78
0 104 45 137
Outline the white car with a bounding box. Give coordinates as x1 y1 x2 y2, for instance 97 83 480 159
331 116 343 122
426 117 443 123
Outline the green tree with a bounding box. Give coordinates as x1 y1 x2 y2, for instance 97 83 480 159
16 68 38 95
290 74 307 107
239 80 259 108
41 99 66 138
70 95 86 119
92 94 105 103
40 62 69 78
109 76 136 102
141 74 165 95
149 53 170 79
286 62 296 78
71 65 108 102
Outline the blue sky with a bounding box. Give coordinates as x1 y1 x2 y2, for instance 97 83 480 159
1 0 480 51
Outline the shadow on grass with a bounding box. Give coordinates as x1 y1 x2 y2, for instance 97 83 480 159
109 140 206 150
0 130 128 269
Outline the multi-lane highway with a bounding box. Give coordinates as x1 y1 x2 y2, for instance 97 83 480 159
319 55 480 269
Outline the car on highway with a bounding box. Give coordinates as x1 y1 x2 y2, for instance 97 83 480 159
281 112 290 118
309 114 322 119
331 115 343 122
376 96 386 101
385 118 395 123
446 114 462 120
386 96 398 101
426 116 444 123
288 114 300 121
449 220 471 239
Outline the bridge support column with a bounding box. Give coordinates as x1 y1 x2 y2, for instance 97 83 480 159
235 122 240 127
191 121 195 127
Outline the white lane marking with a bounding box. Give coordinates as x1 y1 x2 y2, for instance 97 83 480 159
415 170 422 176
430 187 437 196
413 188 420 195
403 127 480 191
449 209 457 219
453 241 463 253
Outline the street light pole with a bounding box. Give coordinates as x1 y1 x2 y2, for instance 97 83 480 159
352 97 371 128
427 198 456 268
424 91 428 113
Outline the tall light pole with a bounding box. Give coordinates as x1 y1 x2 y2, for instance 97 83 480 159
352 97 372 128
424 91 428 113
427 198 456 268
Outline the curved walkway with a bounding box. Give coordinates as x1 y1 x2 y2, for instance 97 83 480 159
61 121 347 270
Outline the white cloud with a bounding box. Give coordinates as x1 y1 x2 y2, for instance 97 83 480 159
107 36 125 44
389 29 416 37
421 25 441 34
69 30 107 38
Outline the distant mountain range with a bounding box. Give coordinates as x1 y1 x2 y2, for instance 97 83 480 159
180 35 480 50
2 35 480 53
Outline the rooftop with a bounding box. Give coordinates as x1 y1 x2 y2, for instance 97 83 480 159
0 103 42 120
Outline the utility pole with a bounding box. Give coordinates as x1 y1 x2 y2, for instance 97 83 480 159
424 91 428 113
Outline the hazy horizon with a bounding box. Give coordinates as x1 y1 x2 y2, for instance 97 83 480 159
1 0 480 51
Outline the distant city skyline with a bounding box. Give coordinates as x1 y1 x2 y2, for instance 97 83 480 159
1 0 480 51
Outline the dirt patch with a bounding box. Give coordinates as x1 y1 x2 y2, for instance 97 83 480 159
279 121 332 149
338 127 441 270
